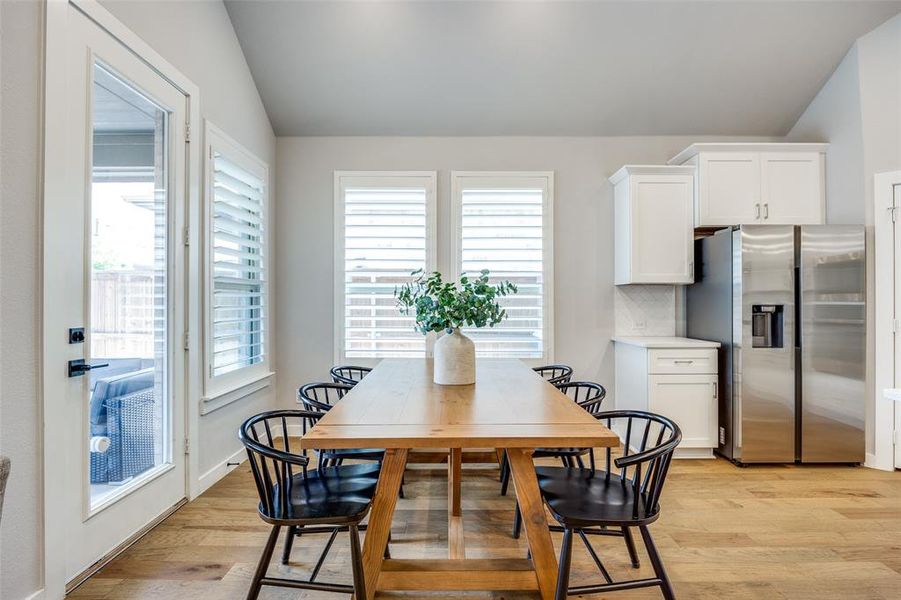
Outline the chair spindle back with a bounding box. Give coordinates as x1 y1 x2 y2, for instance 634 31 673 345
330 365 372 386
239 409 322 520
533 364 574 385
555 381 606 415
595 410 681 520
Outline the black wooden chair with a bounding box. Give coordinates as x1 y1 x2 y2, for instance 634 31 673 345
500 381 607 496
239 409 378 599
533 364 574 385
536 410 682 600
298 382 387 465
299 382 404 501
499 366 573 490
330 365 372 386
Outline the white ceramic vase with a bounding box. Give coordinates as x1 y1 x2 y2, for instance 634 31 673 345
433 328 475 385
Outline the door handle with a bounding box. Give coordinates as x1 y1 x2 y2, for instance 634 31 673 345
68 359 110 378
755 203 760 219
763 203 769 219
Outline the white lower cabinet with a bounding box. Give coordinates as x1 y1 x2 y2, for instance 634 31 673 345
614 337 720 458
648 374 717 454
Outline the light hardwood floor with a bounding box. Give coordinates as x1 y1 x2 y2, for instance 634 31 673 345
71 456 901 599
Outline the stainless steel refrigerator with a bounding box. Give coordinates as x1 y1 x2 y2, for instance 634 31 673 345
687 225 866 465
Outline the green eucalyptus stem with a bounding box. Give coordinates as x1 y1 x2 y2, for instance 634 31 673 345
394 269 518 335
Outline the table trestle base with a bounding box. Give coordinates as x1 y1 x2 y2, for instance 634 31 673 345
377 558 539 592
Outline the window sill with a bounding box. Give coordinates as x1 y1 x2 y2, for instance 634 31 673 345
201 371 275 415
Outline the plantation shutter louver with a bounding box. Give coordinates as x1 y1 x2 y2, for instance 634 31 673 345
456 175 551 359
339 175 434 358
211 152 266 377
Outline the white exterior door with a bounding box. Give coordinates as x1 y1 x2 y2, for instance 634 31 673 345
697 152 760 226
44 4 188 586
760 152 824 224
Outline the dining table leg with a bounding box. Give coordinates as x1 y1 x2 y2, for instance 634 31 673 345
505 447 558 600
361 447 408 600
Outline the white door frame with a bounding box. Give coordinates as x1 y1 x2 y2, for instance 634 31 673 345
873 170 901 471
42 1 202 596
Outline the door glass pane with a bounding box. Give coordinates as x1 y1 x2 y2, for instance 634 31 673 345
88 63 170 509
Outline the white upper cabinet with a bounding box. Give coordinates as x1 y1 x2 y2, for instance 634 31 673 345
611 165 695 285
760 152 824 224
697 152 760 226
670 143 827 227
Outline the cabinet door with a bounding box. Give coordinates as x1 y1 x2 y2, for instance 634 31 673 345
648 374 718 448
630 174 694 284
760 152 824 224
698 152 760 226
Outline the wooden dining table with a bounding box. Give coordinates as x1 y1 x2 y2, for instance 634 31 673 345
300 358 620 600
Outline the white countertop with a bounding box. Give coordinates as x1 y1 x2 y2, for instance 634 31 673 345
884 389 901 402
613 336 721 349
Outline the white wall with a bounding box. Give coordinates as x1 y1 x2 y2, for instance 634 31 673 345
99 0 278 479
788 46 865 223
787 12 901 463
274 135 770 408
0 2 45 598
0 1 275 598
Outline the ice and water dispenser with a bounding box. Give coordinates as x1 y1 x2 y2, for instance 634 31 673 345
751 305 784 348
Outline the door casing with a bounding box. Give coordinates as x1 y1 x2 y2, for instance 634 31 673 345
874 170 901 471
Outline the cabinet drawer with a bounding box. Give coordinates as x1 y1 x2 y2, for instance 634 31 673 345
648 348 717 374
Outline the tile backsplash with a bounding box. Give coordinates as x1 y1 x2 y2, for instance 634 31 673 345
614 285 676 336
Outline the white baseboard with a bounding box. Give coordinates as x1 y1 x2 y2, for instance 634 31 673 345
673 447 715 459
22 589 45 600
195 423 300 499
195 446 247 497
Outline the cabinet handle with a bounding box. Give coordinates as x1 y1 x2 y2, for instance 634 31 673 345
673 360 694 364
755 203 761 219
763 203 769 219
713 381 718 398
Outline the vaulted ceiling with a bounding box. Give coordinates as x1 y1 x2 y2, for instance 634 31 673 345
225 1 901 136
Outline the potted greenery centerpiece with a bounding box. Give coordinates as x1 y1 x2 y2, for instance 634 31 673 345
396 269 517 385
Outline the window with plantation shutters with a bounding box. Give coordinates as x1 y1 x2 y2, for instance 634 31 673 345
335 172 436 361
452 172 554 360
205 124 269 390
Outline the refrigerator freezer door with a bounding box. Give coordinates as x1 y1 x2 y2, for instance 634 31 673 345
800 225 866 463
735 225 796 463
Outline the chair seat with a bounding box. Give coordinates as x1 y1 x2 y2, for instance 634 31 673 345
263 463 381 523
536 466 657 527
318 447 386 461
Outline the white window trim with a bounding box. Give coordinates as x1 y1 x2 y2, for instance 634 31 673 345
334 171 438 365
450 171 555 364
202 121 272 403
